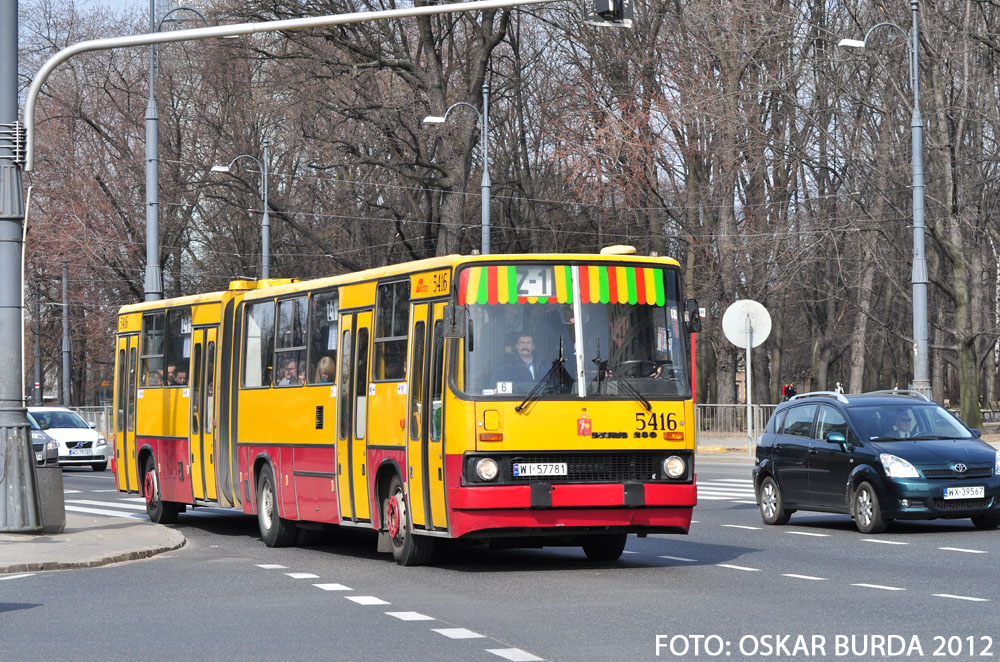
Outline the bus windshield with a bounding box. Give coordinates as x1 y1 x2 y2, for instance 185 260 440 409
456 263 690 400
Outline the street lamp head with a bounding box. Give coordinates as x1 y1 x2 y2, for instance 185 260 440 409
837 38 867 49
210 165 231 173
422 115 446 125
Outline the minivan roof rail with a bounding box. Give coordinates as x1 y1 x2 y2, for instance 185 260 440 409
862 389 930 402
788 391 849 404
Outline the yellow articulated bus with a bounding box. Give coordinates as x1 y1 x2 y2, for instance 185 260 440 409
112 251 702 565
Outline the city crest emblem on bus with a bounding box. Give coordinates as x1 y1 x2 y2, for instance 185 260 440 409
577 413 592 436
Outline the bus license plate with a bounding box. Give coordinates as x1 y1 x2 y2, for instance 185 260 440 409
69 449 92 457
513 462 567 477
944 486 984 499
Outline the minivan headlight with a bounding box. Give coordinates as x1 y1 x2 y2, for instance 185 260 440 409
879 453 919 479
994 451 1000 476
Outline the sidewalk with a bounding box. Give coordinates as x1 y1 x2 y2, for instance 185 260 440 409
0 513 185 574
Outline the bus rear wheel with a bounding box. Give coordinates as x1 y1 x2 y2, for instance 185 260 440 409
384 475 434 566
581 533 628 561
143 456 179 524
257 464 296 547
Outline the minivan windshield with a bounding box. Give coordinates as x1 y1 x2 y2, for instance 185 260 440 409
456 262 690 401
848 404 973 441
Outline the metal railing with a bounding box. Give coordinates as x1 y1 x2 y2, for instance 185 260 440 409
71 405 113 439
695 404 778 455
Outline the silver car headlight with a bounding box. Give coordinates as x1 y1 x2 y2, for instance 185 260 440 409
879 453 919 479
46 439 58 453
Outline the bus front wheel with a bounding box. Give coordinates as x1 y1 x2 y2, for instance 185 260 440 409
384 475 434 566
581 533 627 561
143 456 179 524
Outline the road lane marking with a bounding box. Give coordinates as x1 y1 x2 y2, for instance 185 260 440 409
933 594 989 602
721 524 762 530
717 564 760 572
861 539 907 545
62 489 82 494
256 564 286 569
385 611 435 621
91 489 118 492
939 546 987 554
659 555 697 562
787 531 830 537
486 649 544 661
852 583 906 591
432 628 485 639
64 505 146 519
734 500 758 505
346 595 390 605
66 499 146 510
313 583 352 591
0 573 35 581
285 572 319 579
622 550 638 554
782 574 827 581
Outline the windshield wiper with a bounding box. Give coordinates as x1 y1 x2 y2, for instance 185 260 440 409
590 339 651 411
515 337 567 413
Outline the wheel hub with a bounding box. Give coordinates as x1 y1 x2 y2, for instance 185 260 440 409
387 491 406 541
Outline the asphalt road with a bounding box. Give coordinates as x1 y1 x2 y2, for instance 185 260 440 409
3 462 999 662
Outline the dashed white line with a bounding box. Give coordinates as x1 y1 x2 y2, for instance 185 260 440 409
717 564 760 572
622 550 638 554
0 573 35 581
786 531 830 537
486 648 544 662
734 500 758 505
346 595 390 605
852 583 906 591
285 572 319 579
861 539 907 545
256 564 286 569
721 524 762 530
63 505 146 519
933 594 989 602
939 546 987 554
385 611 435 621
313 583 352 591
66 499 146 510
782 574 827 581
659 555 697 562
432 628 485 639
62 489 82 494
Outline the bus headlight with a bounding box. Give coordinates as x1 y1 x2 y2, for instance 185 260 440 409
663 456 686 479
475 458 499 481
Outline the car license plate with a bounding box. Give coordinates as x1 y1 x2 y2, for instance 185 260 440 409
69 449 92 457
944 486 984 499
35 451 43 461
513 462 567 477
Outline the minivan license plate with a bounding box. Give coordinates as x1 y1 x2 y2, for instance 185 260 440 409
513 462 567 477
944 486 984 499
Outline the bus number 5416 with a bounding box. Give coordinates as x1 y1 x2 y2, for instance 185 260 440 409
635 412 677 431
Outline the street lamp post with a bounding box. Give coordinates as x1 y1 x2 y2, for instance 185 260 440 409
145 2 209 302
839 0 930 395
423 81 491 255
212 141 271 280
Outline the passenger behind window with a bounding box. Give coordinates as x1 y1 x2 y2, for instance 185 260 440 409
315 356 335 384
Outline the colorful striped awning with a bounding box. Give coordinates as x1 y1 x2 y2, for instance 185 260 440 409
458 265 666 306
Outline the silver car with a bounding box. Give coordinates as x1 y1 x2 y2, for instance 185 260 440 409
30 417 59 466
27 407 109 471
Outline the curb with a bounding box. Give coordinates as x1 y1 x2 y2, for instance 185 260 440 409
0 533 186 575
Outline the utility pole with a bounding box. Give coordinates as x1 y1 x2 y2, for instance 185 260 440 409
62 261 71 406
0 0 42 532
33 295 42 406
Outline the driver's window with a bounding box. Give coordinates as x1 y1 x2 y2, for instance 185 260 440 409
816 405 848 441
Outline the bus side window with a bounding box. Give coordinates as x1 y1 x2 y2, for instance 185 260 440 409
140 313 164 387
374 280 409 381
243 301 275 388
309 291 339 385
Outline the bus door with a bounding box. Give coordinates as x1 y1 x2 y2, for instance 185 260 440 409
336 310 373 522
189 327 219 502
114 333 139 492
407 302 448 531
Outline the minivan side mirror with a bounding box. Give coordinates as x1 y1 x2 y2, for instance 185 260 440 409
970 428 982 438
826 431 848 450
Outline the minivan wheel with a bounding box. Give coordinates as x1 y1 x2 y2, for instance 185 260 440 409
971 514 1000 530
758 476 791 525
852 481 888 534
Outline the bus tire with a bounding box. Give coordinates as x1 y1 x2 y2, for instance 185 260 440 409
257 464 296 547
581 533 627 561
384 474 434 566
143 455 179 524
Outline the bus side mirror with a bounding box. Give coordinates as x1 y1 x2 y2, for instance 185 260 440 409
443 304 468 339
684 298 702 333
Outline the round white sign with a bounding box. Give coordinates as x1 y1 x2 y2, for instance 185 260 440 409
722 299 772 348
